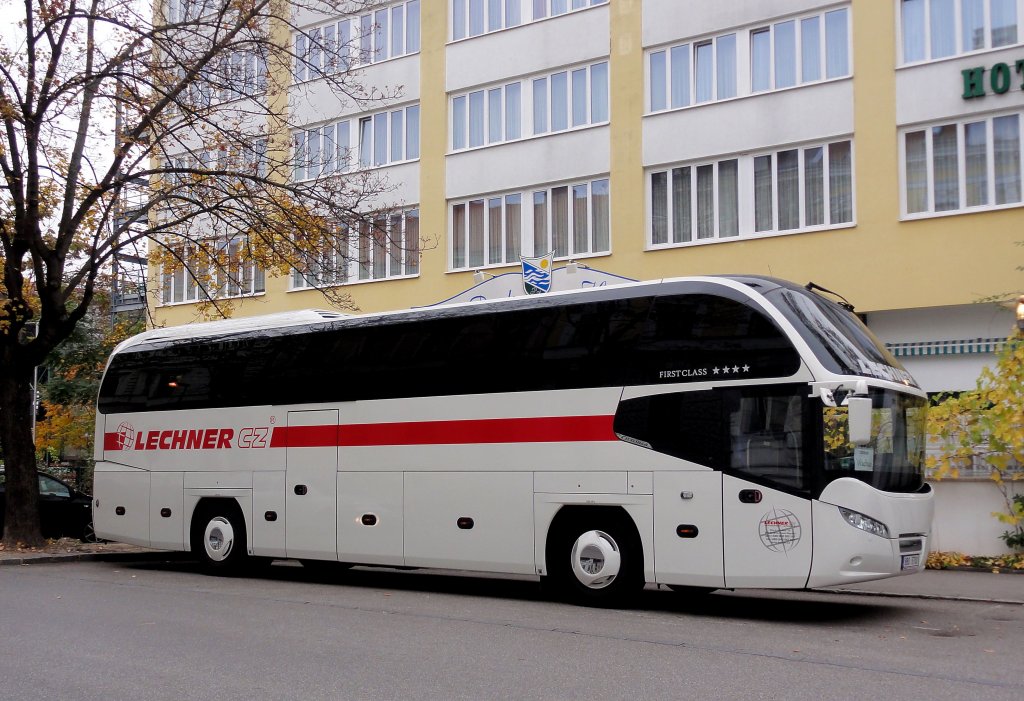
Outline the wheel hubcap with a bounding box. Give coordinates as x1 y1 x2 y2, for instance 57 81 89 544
570 530 621 589
204 516 234 562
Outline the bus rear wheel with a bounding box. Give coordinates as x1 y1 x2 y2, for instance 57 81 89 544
548 512 643 606
191 501 248 574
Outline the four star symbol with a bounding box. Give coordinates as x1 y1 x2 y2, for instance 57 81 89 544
713 364 752 375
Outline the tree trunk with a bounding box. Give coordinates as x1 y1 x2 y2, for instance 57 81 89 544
0 369 43 548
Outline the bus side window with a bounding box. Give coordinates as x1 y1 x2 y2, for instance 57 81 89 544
727 389 805 489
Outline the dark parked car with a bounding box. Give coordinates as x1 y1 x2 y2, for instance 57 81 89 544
0 469 95 541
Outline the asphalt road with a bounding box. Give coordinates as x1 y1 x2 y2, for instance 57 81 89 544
1 558 1021 701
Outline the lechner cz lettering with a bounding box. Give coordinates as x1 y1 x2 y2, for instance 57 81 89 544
110 426 272 450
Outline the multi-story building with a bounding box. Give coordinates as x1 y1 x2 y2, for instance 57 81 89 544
152 0 1024 397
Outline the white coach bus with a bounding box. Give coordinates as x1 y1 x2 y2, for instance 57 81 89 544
93 275 933 604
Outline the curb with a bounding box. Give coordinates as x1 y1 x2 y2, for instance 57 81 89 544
0 550 179 567
812 587 1024 606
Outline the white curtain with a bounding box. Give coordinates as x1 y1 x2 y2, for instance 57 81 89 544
671 167 691 243
390 110 403 163
407 1 420 52
488 0 502 31
696 164 714 238
901 0 925 61
777 149 799 230
552 186 569 257
754 155 773 232
406 106 420 159
774 21 796 89
651 171 668 244
505 195 522 261
801 17 821 82
533 78 548 134
469 0 484 37
991 0 1018 47
572 68 587 127
650 51 667 111
717 159 739 237
930 0 956 59
573 184 589 254
591 179 610 252
533 191 548 255
804 147 824 227
551 72 568 131
590 63 609 122
716 34 737 99
469 199 485 267
828 141 854 222
904 131 929 213
469 91 485 148
751 30 771 92
505 82 522 140
488 198 503 265
961 0 985 51
670 45 690 108
825 9 849 78
695 42 713 103
931 125 959 212
488 88 503 143
964 121 988 207
993 115 1021 204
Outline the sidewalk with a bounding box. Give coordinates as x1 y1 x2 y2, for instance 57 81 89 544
816 568 1024 605
2 542 1021 604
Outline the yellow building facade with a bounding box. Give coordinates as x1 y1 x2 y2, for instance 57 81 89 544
153 0 1024 392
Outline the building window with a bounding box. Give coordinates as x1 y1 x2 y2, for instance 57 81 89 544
650 139 854 246
452 0 606 40
294 106 418 180
649 7 850 113
902 112 1023 216
291 209 420 288
451 62 607 150
900 0 1019 63
294 1 420 83
450 178 609 270
160 239 266 305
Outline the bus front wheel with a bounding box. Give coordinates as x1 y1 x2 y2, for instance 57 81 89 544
547 511 643 606
191 501 248 574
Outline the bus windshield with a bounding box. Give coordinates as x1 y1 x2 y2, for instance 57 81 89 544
822 389 927 493
767 286 917 387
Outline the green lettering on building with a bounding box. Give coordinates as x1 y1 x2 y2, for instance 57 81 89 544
991 62 1011 94
962 66 986 98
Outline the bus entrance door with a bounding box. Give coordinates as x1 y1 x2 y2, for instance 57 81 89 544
285 410 339 560
722 475 812 588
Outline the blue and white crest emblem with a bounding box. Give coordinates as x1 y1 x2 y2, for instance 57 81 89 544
521 252 554 295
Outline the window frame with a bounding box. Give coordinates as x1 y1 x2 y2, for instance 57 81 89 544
900 110 1024 218
898 0 1023 64
647 6 851 114
450 61 609 151
449 177 611 271
293 1 421 84
648 138 856 248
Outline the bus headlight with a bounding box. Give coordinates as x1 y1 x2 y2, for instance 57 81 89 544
838 507 890 539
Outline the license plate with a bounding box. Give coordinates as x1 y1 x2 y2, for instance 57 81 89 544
901 554 920 570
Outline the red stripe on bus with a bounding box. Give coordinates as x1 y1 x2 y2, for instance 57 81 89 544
104 433 123 450
271 416 616 448
269 424 338 448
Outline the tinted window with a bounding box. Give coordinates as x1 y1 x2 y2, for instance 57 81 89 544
615 384 809 493
98 287 799 414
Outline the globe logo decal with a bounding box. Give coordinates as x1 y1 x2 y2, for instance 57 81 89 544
116 421 136 450
758 508 802 552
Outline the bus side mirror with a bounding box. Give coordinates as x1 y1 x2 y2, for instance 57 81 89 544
847 397 872 446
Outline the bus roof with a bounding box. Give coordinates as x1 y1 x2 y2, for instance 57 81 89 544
114 276 793 356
